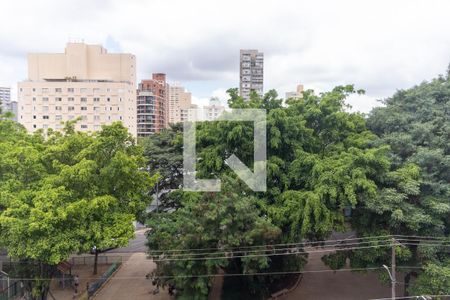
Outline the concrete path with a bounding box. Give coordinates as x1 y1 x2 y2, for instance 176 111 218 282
93 253 173 300
283 248 403 300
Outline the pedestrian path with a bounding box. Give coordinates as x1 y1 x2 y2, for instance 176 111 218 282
93 253 173 300
283 248 402 300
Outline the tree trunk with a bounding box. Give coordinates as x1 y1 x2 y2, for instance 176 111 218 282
403 271 417 297
93 251 98 275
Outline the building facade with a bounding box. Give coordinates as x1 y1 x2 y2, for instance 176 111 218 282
0 87 11 111
285 84 304 100
168 84 195 124
17 43 137 136
203 97 225 121
0 87 17 120
137 73 168 136
239 49 264 100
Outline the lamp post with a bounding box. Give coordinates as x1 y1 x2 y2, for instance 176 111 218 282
382 264 395 300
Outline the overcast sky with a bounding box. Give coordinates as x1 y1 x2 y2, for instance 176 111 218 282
1 0 449 112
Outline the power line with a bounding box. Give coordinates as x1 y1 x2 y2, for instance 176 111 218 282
148 234 448 255
148 237 448 259
151 242 449 262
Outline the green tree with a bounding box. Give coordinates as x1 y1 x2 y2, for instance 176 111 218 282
322 70 450 296
140 123 184 210
147 86 401 298
0 121 156 299
408 261 450 297
147 176 283 300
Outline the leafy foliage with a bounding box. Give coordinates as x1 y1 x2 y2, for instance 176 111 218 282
0 121 156 299
146 85 408 298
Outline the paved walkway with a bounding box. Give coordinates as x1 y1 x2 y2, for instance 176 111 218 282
93 253 173 300
283 248 403 300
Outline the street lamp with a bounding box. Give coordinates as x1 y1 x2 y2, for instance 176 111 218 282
382 264 395 300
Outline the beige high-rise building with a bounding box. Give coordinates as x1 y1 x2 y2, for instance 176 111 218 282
168 84 195 124
18 43 137 136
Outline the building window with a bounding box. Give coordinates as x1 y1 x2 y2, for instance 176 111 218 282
42 106 49 112
43 124 48 129
80 88 88 93
93 97 100 102
68 115 74 120
68 97 74 101
81 115 88 121
68 106 75 111
68 88 74 93
94 115 100 121
81 125 88 129
81 107 87 111
43 115 49 119
43 97 49 102
55 88 62 93
33 97 36 101
107 97 110 102
81 97 87 102
42 88 49 93
93 107 99 111
33 115 36 119
93 88 100 94
32 88 36 92
55 106 62 111
33 124 36 128
55 97 62 102
55 115 62 120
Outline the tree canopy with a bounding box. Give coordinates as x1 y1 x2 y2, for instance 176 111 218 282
0 120 156 299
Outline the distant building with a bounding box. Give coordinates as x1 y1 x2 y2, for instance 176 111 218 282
203 97 225 121
137 73 168 136
168 84 194 123
0 87 11 111
239 49 264 100
0 87 17 120
17 43 137 135
285 84 304 100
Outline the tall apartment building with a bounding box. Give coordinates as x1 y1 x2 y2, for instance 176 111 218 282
17 43 137 136
137 73 168 136
168 84 196 124
239 49 264 100
285 84 304 100
203 97 225 121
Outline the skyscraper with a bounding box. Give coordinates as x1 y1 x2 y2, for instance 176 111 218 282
17 43 137 135
137 73 168 136
239 49 264 100
0 87 16 120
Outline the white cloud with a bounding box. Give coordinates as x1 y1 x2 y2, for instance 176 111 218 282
1 0 449 112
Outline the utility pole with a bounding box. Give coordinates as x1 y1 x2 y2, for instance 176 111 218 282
391 237 396 300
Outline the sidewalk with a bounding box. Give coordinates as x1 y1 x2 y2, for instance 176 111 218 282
283 248 403 300
93 253 173 300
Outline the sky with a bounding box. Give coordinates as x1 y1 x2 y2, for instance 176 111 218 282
1 0 449 113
